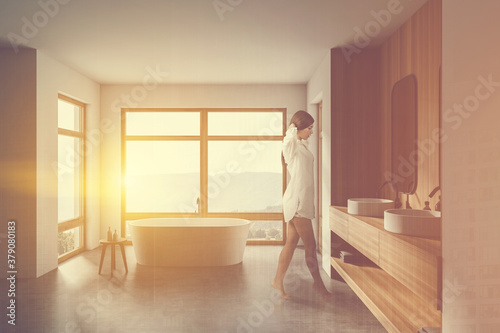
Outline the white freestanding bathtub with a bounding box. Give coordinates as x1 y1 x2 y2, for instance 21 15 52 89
129 218 250 267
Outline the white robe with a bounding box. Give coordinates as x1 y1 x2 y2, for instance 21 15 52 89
282 126 315 222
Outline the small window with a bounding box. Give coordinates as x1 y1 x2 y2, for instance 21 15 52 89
57 95 85 262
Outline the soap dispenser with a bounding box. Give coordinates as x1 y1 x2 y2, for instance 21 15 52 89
423 201 431 210
112 229 118 241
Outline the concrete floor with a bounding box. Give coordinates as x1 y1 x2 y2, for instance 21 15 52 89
1 245 386 333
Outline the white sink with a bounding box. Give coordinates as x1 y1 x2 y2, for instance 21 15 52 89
347 198 395 218
384 209 441 238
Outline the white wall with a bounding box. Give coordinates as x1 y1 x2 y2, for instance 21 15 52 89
100 84 306 240
307 51 331 276
442 1 500 331
36 51 100 277
0 48 37 278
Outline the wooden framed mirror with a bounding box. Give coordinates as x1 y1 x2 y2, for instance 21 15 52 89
391 74 418 194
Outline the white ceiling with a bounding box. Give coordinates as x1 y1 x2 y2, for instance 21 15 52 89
0 0 429 84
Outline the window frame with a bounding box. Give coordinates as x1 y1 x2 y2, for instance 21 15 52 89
121 108 287 245
57 94 86 263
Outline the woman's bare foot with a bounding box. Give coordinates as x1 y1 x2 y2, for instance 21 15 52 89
271 280 291 300
313 282 333 298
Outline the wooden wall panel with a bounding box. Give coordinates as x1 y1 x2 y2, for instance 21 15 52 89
379 0 442 210
331 48 382 206
331 0 441 213
331 49 345 206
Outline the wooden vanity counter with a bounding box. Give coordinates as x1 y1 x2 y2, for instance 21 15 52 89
330 206 442 332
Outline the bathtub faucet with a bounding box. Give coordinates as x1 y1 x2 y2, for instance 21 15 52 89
195 197 201 216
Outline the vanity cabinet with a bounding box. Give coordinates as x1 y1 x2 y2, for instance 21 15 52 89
347 215 380 265
330 206 442 332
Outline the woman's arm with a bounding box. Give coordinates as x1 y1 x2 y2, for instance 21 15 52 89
282 124 299 164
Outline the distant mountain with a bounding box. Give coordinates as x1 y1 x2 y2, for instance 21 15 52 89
126 173 199 212
126 172 283 213
208 172 282 212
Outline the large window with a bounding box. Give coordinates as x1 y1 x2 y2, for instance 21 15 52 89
122 108 286 244
57 95 85 262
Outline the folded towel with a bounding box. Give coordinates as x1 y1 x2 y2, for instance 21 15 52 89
340 251 354 258
340 251 362 264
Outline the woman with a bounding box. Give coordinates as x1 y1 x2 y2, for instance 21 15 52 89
271 110 331 299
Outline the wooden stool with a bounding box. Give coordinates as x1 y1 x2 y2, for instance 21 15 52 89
99 238 128 277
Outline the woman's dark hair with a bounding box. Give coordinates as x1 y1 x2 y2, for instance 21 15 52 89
290 110 314 130
282 110 314 166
